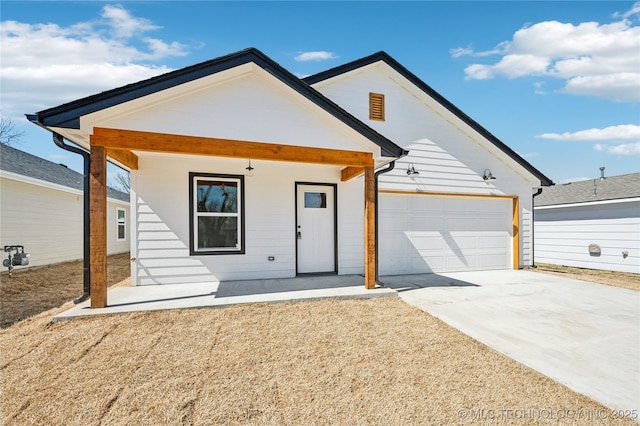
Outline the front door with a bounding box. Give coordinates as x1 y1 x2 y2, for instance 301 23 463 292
296 184 336 274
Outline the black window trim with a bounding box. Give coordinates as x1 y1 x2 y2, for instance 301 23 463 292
189 172 246 256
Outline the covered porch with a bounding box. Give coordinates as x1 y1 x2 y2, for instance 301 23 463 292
88 127 381 308
54 273 398 320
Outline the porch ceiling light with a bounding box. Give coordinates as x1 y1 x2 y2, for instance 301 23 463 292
245 160 254 177
483 169 496 181
406 164 419 176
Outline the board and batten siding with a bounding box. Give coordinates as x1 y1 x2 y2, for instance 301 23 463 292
311 63 538 268
0 174 130 268
130 154 364 285
534 200 640 274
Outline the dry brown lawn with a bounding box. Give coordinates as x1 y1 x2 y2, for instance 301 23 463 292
0 253 131 328
1 256 637 425
532 263 640 291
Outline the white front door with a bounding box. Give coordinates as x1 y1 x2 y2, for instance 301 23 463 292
296 184 336 274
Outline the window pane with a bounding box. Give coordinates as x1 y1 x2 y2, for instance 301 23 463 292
304 192 326 208
118 224 125 240
117 209 125 220
197 181 238 213
198 216 238 249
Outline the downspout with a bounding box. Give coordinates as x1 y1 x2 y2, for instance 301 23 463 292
374 161 396 285
531 187 543 268
52 133 91 304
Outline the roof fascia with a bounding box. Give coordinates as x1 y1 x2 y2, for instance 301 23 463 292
30 48 407 159
535 197 640 210
304 52 553 186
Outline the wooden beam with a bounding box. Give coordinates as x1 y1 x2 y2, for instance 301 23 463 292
364 166 376 289
106 148 138 170
512 197 520 270
92 127 374 168
341 166 364 182
89 144 108 308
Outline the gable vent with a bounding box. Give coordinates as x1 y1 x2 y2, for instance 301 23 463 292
369 92 385 121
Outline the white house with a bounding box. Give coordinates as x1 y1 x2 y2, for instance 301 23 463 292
27 48 551 308
534 172 640 274
0 144 130 268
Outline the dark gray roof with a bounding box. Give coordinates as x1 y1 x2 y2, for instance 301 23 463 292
28 48 407 160
534 172 640 207
0 144 129 202
304 51 553 187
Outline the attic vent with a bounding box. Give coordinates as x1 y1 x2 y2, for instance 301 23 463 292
369 92 385 121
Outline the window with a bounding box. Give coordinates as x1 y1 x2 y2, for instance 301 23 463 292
116 208 126 241
189 173 245 255
369 92 385 121
304 192 327 208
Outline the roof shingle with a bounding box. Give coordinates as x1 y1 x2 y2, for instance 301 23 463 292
534 172 640 207
0 144 129 202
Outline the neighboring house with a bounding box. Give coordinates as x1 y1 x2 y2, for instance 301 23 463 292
534 172 640 274
27 48 551 307
0 144 130 268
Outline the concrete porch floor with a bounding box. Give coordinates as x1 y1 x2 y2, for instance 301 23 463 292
53 274 397 320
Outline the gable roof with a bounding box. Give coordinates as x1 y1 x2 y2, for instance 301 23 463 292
534 172 640 207
0 144 129 202
304 51 553 186
27 48 406 160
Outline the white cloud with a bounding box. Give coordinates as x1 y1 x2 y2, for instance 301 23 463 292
294 51 338 62
536 124 640 142
453 3 640 102
0 5 188 120
594 142 640 156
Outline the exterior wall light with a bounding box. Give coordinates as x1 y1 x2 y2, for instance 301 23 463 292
483 169 496 180
406 164 419 176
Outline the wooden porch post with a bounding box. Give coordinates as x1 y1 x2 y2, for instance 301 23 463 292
512 196 520 270
89 144 108 308
364 166 376 289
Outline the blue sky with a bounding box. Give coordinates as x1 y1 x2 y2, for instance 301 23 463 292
1 1 639 185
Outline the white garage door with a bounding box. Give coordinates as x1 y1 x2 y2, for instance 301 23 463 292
379 193 512 275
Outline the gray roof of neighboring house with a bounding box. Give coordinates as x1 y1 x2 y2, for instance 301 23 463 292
0 144 129 203
534 172 640 207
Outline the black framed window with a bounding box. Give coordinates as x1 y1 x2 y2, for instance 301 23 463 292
189 173 245 255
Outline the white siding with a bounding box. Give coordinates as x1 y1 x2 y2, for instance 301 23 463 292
131 154 364 285
534 201 640 274
83 71 380 156
312 63 537 270
0 177 130 268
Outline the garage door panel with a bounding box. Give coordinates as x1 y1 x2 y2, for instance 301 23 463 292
380 194 512 275
409 215 444 229
407 232 442 251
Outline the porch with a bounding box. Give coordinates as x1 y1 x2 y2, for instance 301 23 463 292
53 274 397 320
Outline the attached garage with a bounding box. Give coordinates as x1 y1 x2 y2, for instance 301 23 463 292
379 192 515 275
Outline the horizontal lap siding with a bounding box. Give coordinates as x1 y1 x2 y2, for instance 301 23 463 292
312 64 537 269
132 155 363 285
534 201 640 273
0 178 129 267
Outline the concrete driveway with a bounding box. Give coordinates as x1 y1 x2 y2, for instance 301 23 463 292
382 270 640 413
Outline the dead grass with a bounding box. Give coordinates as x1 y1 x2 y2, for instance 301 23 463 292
1 298 635 425
0 253 131 328
532 263 640 291
1 257 637 424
